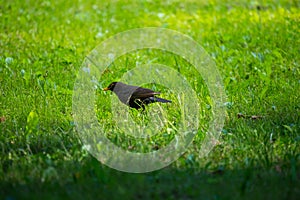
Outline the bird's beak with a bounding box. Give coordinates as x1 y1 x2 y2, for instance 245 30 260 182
103 87 109 91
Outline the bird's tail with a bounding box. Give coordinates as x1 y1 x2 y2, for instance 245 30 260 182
148 97 172 103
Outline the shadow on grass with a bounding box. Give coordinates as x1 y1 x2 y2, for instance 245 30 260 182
1 155 299 200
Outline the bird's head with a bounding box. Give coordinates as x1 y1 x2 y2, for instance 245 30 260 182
103 82 118 91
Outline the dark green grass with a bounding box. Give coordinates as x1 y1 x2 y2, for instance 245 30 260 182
0 0 299 199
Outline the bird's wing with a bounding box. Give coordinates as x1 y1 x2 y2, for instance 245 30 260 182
131 87 160 98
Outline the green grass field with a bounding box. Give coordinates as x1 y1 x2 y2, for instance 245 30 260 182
1 0 299 199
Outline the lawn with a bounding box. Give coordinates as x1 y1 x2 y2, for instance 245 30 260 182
0 0 299 199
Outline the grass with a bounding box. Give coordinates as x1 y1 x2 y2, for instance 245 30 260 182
1 0 299 199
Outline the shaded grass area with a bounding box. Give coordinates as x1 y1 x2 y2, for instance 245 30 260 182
0 0 299 199
1 156 299 200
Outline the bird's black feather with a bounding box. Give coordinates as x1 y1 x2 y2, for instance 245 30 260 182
104 82 172 109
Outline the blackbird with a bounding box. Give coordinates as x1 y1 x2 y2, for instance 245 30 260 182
103 82 172 109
